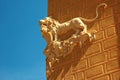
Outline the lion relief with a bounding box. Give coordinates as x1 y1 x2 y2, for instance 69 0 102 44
40 3 107 43
39 3 107 73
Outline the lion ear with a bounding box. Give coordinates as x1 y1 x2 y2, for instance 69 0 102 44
49 16 52 18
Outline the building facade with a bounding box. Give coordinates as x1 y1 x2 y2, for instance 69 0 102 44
47 0 120 80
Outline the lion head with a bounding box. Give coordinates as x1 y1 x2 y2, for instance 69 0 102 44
40 17 58 43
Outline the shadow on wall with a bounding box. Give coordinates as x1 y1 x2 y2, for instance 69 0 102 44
47 34 92 80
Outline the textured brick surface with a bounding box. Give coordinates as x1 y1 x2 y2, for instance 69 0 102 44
96 31 105 41
100 16 114 29
103 37 118 50
86 65 104 78
109 47 120 59
48 0 120 80
112 71 120 80
89 21 100 31
64 75 74 80
105 26 116 37
72 59 87 71
117 23 120 34
114 14 120 23
93 75 109 80
76 72 84 80
105 0 117 6
114 4 120 13
106 59 120 71
104 7 113 17
86 43 101 55
89 53 106 66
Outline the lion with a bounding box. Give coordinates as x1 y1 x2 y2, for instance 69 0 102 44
40 3 107 42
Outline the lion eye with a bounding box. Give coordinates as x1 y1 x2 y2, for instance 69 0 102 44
48 22 51 25
43 23 47 26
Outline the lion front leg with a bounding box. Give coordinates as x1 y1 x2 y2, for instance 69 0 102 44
89 31 97 42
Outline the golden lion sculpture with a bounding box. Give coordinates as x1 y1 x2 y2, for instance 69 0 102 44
39 3 107 73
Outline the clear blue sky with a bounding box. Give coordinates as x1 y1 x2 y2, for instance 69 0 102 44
0 0 47 80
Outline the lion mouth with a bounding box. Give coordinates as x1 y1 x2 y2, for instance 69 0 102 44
41 27 49 33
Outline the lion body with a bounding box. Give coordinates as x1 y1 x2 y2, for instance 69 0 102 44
55 18 86 35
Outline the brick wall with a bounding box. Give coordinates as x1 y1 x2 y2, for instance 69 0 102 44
48 0 120 80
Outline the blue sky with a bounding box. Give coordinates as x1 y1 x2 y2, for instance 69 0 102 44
0 0 47 80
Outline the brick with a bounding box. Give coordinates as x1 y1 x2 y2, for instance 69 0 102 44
106 59 120 71
112 71 120 80
86 65 104 78
93 75 109 80
95 31 104 41
89 21 99 32
89 53 106 66
100 16 114 29
103 37 118 50
104 7 113 17
105 0 117 6
65 75 74 80
76 72 84 80
114 14 120 23
109 47 120 59
72 59 87 71
113 4 120 13
105 26 116 37
117 24 120 34
86 43 101 55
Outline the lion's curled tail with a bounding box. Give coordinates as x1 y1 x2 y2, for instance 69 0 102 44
80 3 107 22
